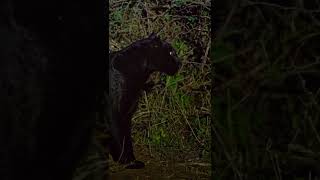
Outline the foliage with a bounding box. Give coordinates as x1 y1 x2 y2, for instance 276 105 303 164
213 1 320 179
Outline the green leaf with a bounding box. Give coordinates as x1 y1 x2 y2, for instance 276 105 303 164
166 74 183 93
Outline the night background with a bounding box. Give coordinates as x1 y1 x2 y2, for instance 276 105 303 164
1 0 320 179
213 0 320 179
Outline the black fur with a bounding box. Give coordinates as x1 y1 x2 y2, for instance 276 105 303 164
108 33 181 168
0 1 106 179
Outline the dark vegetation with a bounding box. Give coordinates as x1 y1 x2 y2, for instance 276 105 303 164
213 0 320 179
0 0 106 179
107 33 181 169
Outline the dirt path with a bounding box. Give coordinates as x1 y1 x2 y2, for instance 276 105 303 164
108 145 211 179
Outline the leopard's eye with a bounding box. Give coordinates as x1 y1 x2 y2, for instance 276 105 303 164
169 51 174 55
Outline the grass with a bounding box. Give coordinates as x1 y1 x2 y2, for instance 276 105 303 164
213 1 320 179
